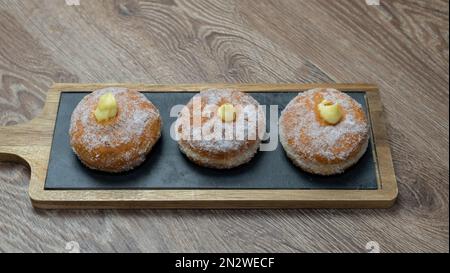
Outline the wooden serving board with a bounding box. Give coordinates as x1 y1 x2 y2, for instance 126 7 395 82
0 83 397 209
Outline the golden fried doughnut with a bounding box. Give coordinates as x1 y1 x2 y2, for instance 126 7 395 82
176 89 265 169
279 88 369 175
69 87 162 172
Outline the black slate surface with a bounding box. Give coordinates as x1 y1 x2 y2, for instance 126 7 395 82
44 91 378 190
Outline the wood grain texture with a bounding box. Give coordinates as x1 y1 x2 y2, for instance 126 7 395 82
0 0 448 252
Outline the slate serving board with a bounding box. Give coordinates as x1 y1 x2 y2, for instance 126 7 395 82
44 91 378 190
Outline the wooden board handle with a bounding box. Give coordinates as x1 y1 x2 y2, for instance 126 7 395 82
0 123 29 162
0 118 49 164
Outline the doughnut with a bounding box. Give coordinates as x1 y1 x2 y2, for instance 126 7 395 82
69 87 162 172
279 88 369 175
176 89 265 169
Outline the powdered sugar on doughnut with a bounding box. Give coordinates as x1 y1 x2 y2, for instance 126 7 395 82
70 88 159 151
279 88 369 164
176 89 266 154
69 87 161 172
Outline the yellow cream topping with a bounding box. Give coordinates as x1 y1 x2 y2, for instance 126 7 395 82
94 92 118 122
318 99 342 125
217 103 236 123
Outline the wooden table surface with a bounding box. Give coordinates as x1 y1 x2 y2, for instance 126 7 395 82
0 0 448 253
